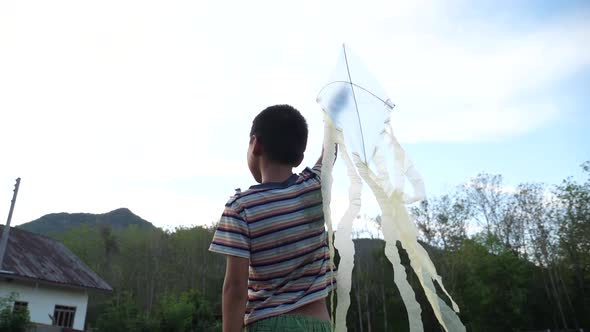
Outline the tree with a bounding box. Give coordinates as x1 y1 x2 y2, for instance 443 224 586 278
95 292 159 332
411 193 470 251
451 240 533 331
159 289 216 332
552 161 590 328
512 183 569 329
0 293 32 332
463 173 523 254
159 295 193 332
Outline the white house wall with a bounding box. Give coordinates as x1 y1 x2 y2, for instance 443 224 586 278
0 280 88 330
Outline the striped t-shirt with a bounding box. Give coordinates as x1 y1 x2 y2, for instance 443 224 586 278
209 163 335 325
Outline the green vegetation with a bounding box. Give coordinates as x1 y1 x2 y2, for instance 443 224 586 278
0 293 32 332
26 162 589 331
93 290 218 332
56 224 225 332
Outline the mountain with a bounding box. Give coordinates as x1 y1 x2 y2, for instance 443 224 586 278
17 208 156 236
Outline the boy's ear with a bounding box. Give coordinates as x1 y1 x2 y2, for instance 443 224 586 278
251 135 263 156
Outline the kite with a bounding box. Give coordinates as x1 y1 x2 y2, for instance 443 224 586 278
317 45 465 332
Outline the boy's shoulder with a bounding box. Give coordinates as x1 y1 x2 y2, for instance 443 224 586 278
225 167 321 213
223 187 266 209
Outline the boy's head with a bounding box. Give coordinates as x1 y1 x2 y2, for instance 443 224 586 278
248 105 308 180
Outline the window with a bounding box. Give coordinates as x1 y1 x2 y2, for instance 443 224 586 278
53 305 76 328
13 301 28 313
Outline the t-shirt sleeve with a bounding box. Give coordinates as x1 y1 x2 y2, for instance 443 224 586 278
209 204 250 259
310 158 322 178
310 145 337 178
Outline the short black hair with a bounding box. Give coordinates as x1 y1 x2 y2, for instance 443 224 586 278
250 104 308 165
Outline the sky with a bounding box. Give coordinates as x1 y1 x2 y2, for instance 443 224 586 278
1 0 589 229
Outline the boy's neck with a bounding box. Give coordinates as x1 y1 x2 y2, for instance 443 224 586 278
260 163 294 184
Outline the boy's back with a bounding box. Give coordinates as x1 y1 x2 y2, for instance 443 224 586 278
209 105 334 331
210 163 334 325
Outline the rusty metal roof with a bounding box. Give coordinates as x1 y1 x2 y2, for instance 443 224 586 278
0 225 112 292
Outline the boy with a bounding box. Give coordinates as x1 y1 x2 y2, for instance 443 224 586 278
209 104 334 332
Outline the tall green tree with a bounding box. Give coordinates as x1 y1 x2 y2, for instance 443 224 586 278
552 161 590 328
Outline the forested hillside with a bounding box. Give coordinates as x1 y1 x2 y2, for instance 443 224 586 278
25 162 589 331
18 208 155 236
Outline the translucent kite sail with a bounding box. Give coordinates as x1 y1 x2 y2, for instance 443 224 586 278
317 45 465 332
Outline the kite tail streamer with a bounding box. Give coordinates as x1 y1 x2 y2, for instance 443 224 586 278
359 125 465 332
321 114 364 332
388 193 465 332
333 136 362 332
384 123 425 204
320 115 338 330
386 124 461 313
355 155 424 332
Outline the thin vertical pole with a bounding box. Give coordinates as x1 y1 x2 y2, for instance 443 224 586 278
0 178 21 270
342 44 367 164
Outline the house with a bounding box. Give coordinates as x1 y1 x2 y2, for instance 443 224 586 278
0 225 112 331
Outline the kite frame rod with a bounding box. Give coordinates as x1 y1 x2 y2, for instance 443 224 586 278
343 45 366 163
316 80 394 108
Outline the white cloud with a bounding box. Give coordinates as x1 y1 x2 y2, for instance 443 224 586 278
0 1 588 227
374 14 590 143
395 101 559 143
